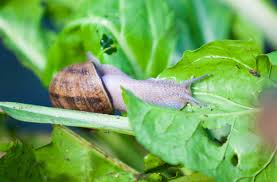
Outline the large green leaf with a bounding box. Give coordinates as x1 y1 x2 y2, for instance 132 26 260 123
166 0 233 60
124 40 277 181
0 125 137 181
0 0 49 77
45 0 177 82
43 0 234 85
36 125 137 181
189 0 232 44
0 0 265 86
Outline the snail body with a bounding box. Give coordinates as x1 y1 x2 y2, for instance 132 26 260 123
49 54 208 114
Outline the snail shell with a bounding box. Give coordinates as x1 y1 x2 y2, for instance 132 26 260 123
49 61 113 114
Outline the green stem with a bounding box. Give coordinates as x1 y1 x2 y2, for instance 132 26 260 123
0 102 134 135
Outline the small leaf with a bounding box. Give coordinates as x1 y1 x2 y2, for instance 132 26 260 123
267 51 277 66
0 140 43 181
144 154 166 172
267 51 277 82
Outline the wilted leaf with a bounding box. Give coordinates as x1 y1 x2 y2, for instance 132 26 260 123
124 40 277 181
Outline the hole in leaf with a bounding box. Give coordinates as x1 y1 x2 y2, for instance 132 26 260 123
205 124 231 146
231 153 239 166
100 34 117 55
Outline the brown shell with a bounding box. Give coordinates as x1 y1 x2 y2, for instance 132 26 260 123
49 61 113 114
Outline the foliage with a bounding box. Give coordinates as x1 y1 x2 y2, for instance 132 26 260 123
0 126 138 181
0 0 50 78
0 0 276 181
0 140 43 182
0 0 263 85
123 40 277 181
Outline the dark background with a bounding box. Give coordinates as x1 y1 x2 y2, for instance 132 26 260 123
0 42 51 131
0 0 276 132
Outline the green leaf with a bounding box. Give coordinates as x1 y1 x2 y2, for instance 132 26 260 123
0 126 137 181
95 172 135 182
166 0 233 55
44 0 86 27
232 16 264 50
36 125 137 181
190 0 232 44
0 140 43 182
44 0 234 84
256 51 277 82
267 51 277 66
0 102 132 135
170 173 214 182
124 40 277 181
92 131 146 172
0 0 49 78
224 0 277 47
45 0 178 81
144 154 166 172
0 142 13 152
139 173 164 182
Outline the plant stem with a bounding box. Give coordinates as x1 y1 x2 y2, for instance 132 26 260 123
224 0 277 47
0 102 134 135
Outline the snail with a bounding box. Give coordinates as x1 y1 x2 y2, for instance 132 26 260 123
49 53 209 114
